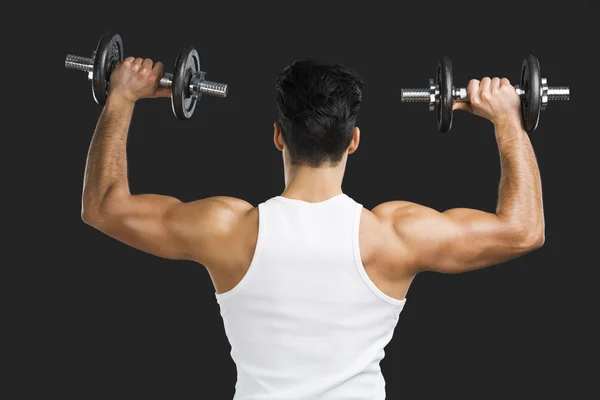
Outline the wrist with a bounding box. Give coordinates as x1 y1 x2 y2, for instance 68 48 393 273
492 115 523 134
105 92 136 112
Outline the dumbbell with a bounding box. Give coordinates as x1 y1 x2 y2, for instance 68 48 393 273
400 55 570 132
65 31 228 120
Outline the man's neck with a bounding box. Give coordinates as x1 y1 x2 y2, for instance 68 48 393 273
281 165 344 202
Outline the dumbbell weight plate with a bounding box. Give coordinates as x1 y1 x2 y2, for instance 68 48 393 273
92 32 123 105
520 55 542 132
437 57 453 132
171 47 200 120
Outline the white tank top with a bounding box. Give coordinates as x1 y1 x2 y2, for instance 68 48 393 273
215 193 406 400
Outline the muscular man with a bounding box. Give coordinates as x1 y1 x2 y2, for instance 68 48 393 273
81 56 544 400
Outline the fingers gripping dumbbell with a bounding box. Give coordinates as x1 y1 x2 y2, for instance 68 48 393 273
400 55 570 132
65 31 228 120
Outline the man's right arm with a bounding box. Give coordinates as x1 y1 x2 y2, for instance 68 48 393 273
373 77 545 274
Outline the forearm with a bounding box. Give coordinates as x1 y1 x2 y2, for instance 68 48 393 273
494 119 544 240
82 94 135 218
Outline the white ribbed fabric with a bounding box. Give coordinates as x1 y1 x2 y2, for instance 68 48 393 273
215 193 406 400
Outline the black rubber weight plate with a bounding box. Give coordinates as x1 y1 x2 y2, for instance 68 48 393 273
171 47 200 120
92 32 123 105
520 55 541 132
437 57 453 132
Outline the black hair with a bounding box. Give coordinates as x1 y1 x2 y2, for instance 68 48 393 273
275 59 364 167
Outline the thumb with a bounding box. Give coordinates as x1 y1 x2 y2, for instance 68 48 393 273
452 101 471 112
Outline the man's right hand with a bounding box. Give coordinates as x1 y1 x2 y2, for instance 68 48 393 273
453 77 521 127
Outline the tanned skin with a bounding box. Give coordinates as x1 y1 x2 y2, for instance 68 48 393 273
82 57 544 300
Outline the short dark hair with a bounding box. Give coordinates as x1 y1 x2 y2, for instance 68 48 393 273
275 59 364 167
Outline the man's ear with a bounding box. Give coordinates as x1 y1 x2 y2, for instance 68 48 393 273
273 122 285 151
347 127 360 154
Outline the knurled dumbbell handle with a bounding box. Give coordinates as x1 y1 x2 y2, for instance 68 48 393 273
401 85 570 102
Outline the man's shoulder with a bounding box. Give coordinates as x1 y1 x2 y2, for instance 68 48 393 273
358 201 422 285
172 196 258 266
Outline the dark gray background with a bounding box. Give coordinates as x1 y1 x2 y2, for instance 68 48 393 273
11 1 596 399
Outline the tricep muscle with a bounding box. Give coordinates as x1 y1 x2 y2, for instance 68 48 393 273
83 191 253 262
372 201 542 274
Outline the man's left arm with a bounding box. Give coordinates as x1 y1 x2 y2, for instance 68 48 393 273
81 57 252 262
